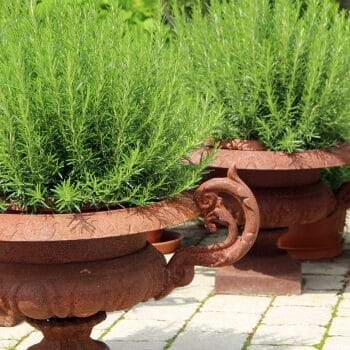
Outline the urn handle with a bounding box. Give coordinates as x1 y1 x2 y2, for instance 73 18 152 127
157 166 260 298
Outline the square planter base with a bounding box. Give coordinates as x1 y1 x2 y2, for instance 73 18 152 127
215 255 302 295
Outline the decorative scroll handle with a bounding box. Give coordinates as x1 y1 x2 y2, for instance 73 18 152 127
157 165 260 299
336 182 350 210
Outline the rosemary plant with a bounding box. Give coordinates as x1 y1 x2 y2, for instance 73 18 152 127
175 0 350 152
322 166 350 191
0 0 216 213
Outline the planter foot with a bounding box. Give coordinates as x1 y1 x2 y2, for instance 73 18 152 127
27 312 109 350
215 255 301 295
214 228 302 295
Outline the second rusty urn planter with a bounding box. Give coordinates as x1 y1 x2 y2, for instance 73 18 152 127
0 168 259 350
193 141 350 295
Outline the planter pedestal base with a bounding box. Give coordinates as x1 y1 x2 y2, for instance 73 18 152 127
215 229 301 295
27 312 109 350
215 255 301 295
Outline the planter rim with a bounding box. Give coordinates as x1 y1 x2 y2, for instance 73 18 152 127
192 142 350 170
0 193 199 242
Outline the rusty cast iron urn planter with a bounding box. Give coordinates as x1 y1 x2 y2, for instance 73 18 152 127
192 141 350 295
0 167 259 350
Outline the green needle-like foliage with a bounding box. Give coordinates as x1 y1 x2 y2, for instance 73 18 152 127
0 0 217 213
322 165 350 191
175 0 350 152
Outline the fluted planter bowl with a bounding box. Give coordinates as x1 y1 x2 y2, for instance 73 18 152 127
0 168 259 350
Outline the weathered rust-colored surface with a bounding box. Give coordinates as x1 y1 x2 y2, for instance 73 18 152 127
152 230 183 254
239 169 321 188
336 181 350 210
216 255 301 295
221 180 336 228
207 167 322 188
27 312 108 350
215 227 302 295
252 181 335 227
279 209 347 260
1 169 260 349
196 141 350 295
192 142 350 170
248 228 288 256
278 181 350 260
0 234 147 264
158 166 260 298
0 244 166 319
0 193 199 242
146 230 163 244
0 310 22 327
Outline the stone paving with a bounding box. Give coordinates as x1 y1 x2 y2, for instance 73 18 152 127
1 217 349 350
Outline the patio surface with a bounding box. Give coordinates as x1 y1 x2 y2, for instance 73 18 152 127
1 215 349 350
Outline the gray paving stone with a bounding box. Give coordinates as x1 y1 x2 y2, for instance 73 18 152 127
273 293 338 308
0 338 17 349
16 326 166 350
337 298 350 317
194 266 216 275
91 327 105 340
95 311 124 330
202 295 272 314
102 319 184 342
251 325 325 345
158 269 214 303
0 321 33 340
336 308 350 317
16 331 43 350
171 330 247 350
301 261 350 276
248 346 316 350
303 275 345 291
262 306 332 326
186 311 260 334
106 340 165 350
323 336 350 350
124 302 198 321
91 311 125 340
153 284 213 304
328 316 350 336
191 270 216 287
